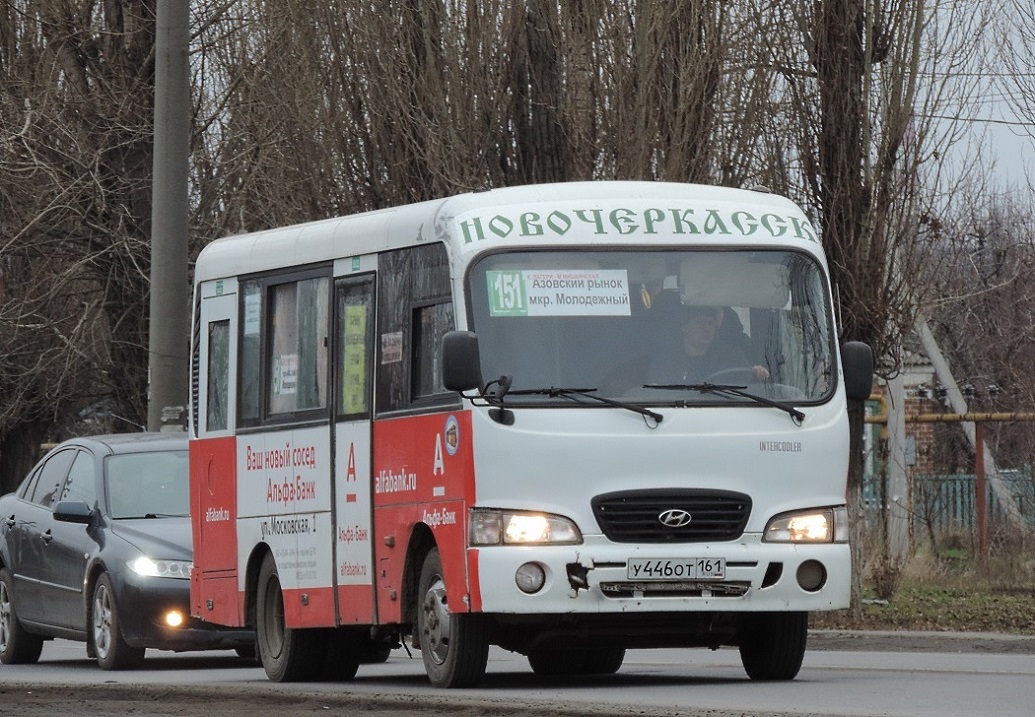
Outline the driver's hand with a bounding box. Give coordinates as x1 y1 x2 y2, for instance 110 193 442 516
753 365 770 380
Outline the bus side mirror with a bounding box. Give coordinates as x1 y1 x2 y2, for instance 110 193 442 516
442 330 484 392
840 341 874 402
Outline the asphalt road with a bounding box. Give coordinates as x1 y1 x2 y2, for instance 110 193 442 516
1 631 1033 717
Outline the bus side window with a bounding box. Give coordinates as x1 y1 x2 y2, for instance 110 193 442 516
413 301 455 399
207 319 230 431
376 242 453 414
267 276 329 415
239 281 261 424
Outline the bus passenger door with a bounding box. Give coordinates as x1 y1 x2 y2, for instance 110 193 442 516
190 286 240 625
331 274 377 624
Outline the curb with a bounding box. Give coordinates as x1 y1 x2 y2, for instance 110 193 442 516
808 629 1035 654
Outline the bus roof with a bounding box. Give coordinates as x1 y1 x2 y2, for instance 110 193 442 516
193 181 820 284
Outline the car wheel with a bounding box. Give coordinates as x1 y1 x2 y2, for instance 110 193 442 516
255 552 325 682
417 547 489 688
0 567 44 665
92 573 145 670
738 611 807 681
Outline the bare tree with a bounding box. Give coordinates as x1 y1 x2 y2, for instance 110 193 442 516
0 1 155 491
189 0 734 237
1000 0 1035 150
728 0 995 612
930 194 1035 471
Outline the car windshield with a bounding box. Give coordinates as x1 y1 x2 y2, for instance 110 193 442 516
106 450 189 519
467 249 835 407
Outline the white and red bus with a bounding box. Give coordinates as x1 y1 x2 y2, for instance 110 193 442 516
189 181 872 687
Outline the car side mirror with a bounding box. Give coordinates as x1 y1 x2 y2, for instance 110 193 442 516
841 341 874 402
53 500 94 524
442 330 484 392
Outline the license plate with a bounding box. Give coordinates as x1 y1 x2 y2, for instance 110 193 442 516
627 558 726 580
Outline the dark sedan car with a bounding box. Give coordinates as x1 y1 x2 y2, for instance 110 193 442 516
0 433 253 669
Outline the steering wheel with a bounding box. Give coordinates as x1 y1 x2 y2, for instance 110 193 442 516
703 367 762 385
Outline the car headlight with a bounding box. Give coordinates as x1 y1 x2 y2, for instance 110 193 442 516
764 506 848 543
127 556 193 579
469 509 582 546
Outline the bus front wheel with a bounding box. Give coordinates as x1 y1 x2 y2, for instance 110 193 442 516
416 548 489 688
256 553 325 682
738 611 807 681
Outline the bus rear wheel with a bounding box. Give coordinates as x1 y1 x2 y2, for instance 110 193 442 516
417 548 489 688
256 553 325 682
738 611 807 681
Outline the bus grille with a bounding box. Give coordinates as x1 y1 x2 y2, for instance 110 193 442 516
591 489 751 543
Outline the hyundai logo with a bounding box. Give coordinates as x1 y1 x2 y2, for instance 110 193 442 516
658 509 692 528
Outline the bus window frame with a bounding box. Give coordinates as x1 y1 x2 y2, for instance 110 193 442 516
374 242 460 418
409 298 457 407
236 264 333 431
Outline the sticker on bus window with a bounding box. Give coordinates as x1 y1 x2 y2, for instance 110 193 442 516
486 269 631 317
273 354 298 395
381 331 403 364
243 291 260 337
341 305 368 414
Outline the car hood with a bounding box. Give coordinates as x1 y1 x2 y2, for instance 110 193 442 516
110 516 193 561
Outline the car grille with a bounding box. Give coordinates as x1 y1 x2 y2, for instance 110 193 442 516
591 489 751 543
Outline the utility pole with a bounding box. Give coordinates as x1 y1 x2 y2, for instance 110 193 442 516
148 0 190 431
915 320 1029 533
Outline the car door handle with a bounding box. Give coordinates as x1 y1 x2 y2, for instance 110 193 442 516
3 514 14 528
41 530 54 544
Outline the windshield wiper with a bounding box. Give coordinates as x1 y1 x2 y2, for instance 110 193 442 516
644 382 804 424
506 386 663 423
122 512 183 519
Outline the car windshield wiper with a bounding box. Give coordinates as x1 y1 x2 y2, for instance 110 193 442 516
644 382 805 424
506 386 663 423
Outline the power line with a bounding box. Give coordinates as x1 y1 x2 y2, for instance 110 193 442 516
927 114 1035 128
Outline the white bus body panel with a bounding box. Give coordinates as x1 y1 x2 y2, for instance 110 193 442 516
468 403 850 613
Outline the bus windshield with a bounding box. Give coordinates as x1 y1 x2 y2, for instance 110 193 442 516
467 249 836 407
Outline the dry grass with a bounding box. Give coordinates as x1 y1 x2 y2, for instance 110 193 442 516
812 540 1035 635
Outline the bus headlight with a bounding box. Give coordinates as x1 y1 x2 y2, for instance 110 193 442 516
469 509 582 546
764 506 848 543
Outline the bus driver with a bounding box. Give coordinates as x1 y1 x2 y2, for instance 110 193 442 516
651 304 770 384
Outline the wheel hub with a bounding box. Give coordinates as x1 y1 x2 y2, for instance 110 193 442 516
420 577 450 664
0 582 12 652
92 583 113 659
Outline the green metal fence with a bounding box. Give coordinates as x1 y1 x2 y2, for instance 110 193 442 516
863 467 1035 536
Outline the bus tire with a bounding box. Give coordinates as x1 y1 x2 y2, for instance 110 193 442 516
528 647 625 676
581 646 625 674
417 548 489 688
361 643 393 664
256 553 325 682
528 648 585 675
318 629 361 681
738 611 807 681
